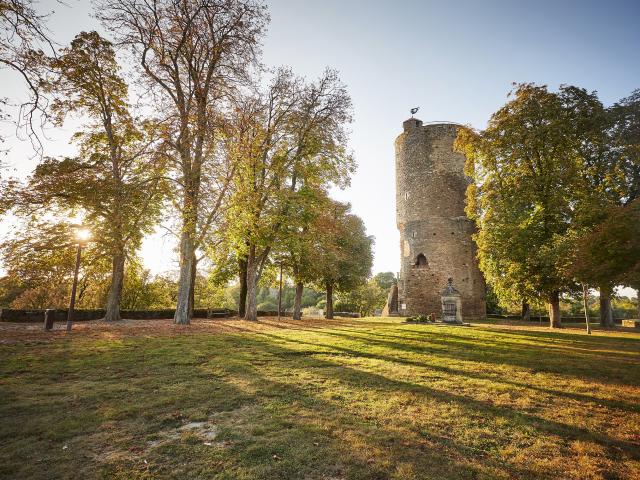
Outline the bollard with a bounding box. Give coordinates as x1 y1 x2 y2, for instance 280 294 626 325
44 309 55 331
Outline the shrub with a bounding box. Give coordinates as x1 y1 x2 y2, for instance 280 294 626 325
406 314 434 323
334 300 357 313
257 301 277 311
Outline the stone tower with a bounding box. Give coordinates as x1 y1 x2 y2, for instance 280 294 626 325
395 117 486 319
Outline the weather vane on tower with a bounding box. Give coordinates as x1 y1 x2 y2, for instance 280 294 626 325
410 107 419 118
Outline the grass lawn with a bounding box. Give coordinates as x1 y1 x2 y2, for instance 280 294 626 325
1 317 639 480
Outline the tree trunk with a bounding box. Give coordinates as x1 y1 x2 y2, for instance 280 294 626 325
174 230 195 325
582 283 591 334
188 253 197 318
599 286 614 327
238 257 248 318
548 290 561 328
244 247 258 321
293 282 303 320
277 263 283 320
325 283 334 320
521 300 530 321
103 251 125 321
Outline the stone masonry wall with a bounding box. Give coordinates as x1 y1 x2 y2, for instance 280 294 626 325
396 118 486 319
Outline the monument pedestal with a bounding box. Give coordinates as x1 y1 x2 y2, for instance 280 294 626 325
441 278 463 324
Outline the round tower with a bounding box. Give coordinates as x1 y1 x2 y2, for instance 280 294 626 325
395 117 486 319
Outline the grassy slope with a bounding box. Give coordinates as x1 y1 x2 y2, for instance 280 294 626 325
0 318 639 480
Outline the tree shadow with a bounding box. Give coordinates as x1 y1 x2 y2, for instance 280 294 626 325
238 334 640 464
206 338 547 479
254 329 640 414
320 327 640 386
336 325 640 357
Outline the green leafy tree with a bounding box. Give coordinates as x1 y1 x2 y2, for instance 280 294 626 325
563 201 640 322
119 262 178 310
143 274 180 309
483 285 507 315
608 90 640 319
277 187 332 320
373 272 395 291
560 88 640 325
225 69 354 321
0 218 111 308
557 86 622 326
6 31 166 321
98 0 268 324
609 89 640 205
313 201 373 319
457 83 595 328
336 278 386 317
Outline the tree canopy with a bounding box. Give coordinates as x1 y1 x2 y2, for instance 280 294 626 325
458 83 640 327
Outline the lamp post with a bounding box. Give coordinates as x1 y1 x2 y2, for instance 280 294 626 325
66 227 91 332
582 283 592 335
277 262 283 321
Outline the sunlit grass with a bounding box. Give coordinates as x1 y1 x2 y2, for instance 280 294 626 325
1 317 638 479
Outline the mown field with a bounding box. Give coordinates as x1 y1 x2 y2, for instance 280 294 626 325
0 317 639 480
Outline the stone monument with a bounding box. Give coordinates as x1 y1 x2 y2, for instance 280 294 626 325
441 278 463 323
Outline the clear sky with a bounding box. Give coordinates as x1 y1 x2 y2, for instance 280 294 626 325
1 0 639 292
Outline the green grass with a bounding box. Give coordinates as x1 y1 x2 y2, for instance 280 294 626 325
1 317 639 479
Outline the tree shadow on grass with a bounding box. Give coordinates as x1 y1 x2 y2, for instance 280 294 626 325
3 322 637 479
208 341 547 480
240 334 640 466
319 327 640 386
472 325 640 347
256 329 640 416
0 335 262 479
336 325 640 358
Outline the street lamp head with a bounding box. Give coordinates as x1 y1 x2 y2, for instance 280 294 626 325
76 228 91 243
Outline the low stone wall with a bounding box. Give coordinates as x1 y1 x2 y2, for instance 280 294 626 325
255 311 293 318
621 319 640 328
333 312 360 318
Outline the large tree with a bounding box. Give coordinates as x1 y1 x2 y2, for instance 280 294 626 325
98 0 268 324
6 31 166 321
564 201 640 322
558 86 619 326
225 68 353 321
278 188 331 320
335 278 386 317
313 201 373 320
457 84 596 328
609 89 640 206
563 88 640 325
610 90 640 317
373 272 396 292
